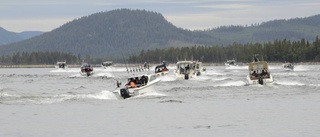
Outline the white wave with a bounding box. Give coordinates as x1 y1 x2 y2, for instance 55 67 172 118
205 71 226 76
87 90 118 100
275 81 305 86
310 84 320 87
225 66 246 70
210 77 229 81
50 69 79 73
158 75 176 81
132 91 167 99
293 65 311 71
215 81 247 87
95 72 115 78
0 92 15 97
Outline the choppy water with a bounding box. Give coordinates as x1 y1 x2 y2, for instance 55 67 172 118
1 65 320 137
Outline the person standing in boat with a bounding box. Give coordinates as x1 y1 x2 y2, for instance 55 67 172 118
261 69 268 77
185 64 190 73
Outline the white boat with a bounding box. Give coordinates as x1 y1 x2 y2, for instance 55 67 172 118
79 63 94 76
246 56 273 85
114 74 160 99
154 61 169 76
175 61 199 80
101 61 112 69
282 62 294 71
55 61 69 70
225 59 237 67
194 61 206 75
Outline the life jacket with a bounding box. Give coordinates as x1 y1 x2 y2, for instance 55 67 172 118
130 81 137 88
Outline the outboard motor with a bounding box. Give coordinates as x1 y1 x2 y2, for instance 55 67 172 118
120 88 131 99
258 76 264 85
196 71 201 76
86 72 90 77
116 81 121 88
184 74 189 80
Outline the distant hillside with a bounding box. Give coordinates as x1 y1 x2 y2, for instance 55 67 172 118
206 14 320 44
17 31 44 40
0 9 221 58
0 27 44 45
0 27 22 45
0 9 319 59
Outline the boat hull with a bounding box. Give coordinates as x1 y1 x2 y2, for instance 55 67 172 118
79 71 94 77
155 71 169 76
247 74 273 85
114 76 160 99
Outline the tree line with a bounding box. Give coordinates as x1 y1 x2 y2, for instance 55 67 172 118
0 52 81 65
0 51 116 65
1 37 319 65
129 36 320 63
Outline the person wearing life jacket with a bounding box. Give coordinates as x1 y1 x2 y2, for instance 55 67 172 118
129 79 137 88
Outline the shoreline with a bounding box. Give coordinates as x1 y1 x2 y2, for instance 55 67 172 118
0 62 319 68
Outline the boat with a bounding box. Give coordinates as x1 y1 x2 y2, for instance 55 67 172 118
246 55 273 85
101 61 112 69
175 61 198 80
79 63 94 76
194 61 206 75
114 74 160 99
225 59 237 67
154 61 169 76
55 61 69 70
282 62 294 71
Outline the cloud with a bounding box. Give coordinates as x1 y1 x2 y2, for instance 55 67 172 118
195 4 253 10
1 0 320 32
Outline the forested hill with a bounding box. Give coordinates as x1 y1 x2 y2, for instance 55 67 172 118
0 9 220 58
0 9 319 59
206 14 320 44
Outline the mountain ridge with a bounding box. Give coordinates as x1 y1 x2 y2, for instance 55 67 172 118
0 27 44 45
0 9 319 59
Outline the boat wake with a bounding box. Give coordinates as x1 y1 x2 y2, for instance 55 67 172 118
0 91 118 105
50 69 78 73
157 75 176 81
274 81 305 86
215 81 247 87
225 66 246 70
130 91 167 99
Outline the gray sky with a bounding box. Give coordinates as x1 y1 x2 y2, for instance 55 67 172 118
1 0 320 32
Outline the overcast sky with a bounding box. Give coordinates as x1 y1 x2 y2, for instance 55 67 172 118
1 0 320 32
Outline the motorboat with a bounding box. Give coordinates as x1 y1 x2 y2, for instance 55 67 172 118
114 74 160 99
79 63 94 76
282 62 294 71
246 55 273 85
101 61 112 69
225 59 237 67
154 61 169 76
55 61 69 70
175 61 198 80
194 61 206 75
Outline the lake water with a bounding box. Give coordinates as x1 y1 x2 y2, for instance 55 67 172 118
1 65 319 137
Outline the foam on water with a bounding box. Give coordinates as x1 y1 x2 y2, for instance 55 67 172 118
293 65 311 71
210 77 230 81
131 91 167 99
0 90 118 104
225 66 246 70
215 81 247 87
205 70 226 76
95 72 115 78
158 75 176 81
50 69 79 73
275 80 305 86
